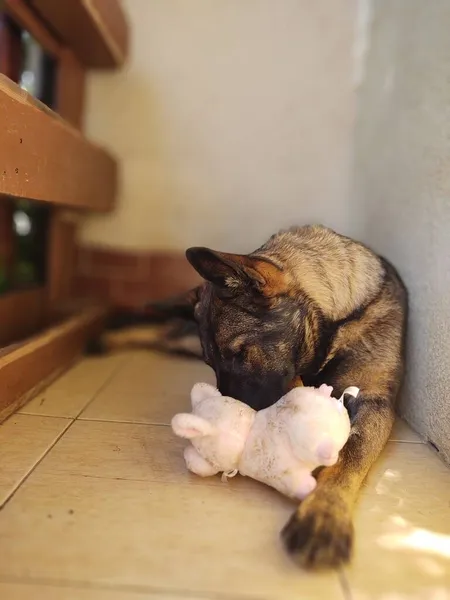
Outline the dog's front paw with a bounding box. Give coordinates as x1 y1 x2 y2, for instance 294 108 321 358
281 491 353 569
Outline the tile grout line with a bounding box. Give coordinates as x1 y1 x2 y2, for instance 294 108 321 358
17 353 132 420
16 413 173 428
0 356 132 511
78 416 172 427
0 573 270 600
0 419 74 511
10 413 429 445
16 412 73 420
75 354 132 420
338 569 353 600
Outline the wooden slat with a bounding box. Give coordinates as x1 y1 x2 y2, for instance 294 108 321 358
29 0 129 68
0 306 107 422
0 75 117 211
47 210 79 309
0 288 47 346
57 48 86 128
4 2 87 130
5 0 60 57
0 15 22 81
0 202 14 287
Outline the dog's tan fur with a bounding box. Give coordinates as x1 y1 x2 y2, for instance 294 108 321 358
92 225 407 569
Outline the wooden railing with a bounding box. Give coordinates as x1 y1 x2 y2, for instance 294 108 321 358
0 75 117 211
0 0 128 421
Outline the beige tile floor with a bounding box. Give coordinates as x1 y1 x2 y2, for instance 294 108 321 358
0 350 448 600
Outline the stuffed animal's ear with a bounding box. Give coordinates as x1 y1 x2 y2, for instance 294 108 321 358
284 385 334 408
171 413 215 439
318 384 334 397
191 382 221 408
282 387 309 407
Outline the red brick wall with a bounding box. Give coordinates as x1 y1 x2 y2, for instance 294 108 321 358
74 246 201 309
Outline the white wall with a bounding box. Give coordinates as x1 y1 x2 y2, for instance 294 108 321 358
81 0 356 254
81 0 450 460
353 0 450 462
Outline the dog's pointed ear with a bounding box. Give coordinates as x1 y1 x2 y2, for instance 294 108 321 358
185 247 284 296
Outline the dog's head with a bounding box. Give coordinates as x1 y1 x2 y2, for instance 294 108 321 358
184 246 314 410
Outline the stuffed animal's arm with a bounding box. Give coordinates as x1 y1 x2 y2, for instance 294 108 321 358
184 445 219 477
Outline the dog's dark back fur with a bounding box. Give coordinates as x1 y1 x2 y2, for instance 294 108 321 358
93 225 408 569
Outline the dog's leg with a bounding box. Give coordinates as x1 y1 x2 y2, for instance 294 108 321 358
89 319 202 358
281 395 395 568
86 288 202 358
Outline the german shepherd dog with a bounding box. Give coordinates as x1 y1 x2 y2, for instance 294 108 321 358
92 225 408 569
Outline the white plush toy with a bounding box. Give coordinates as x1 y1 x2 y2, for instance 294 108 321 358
171 382 358 500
